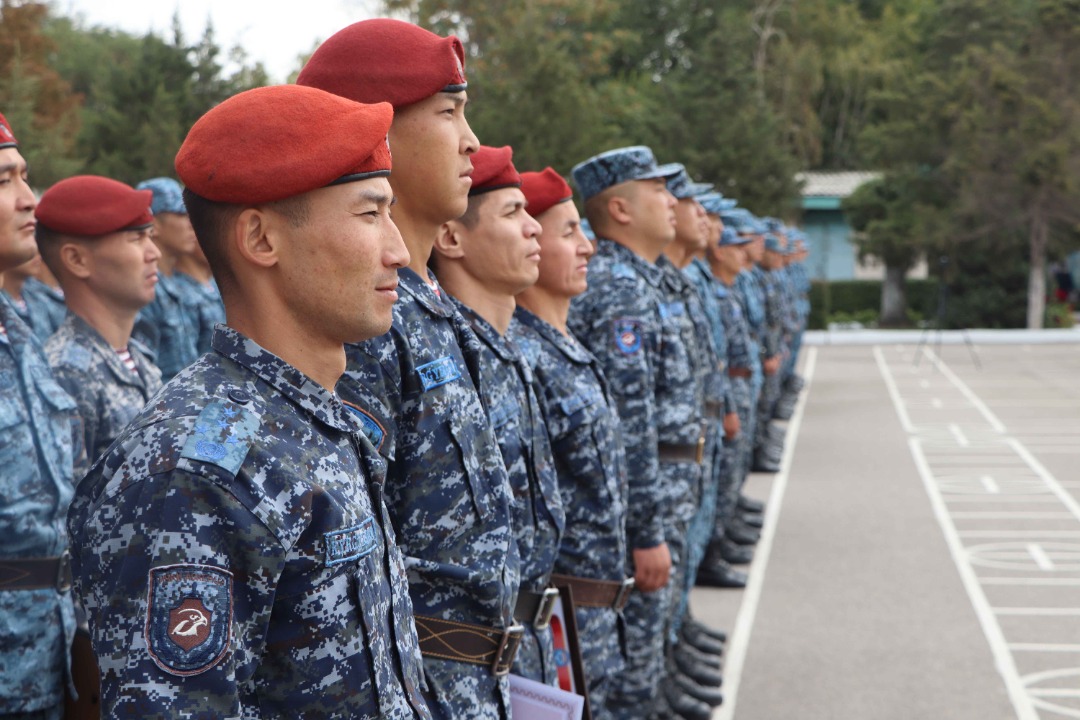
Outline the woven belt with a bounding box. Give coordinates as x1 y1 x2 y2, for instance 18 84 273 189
728 366 753 378
514 587 560 630
0 551 71 592
414 615 524 676
658 437 706 465
704 400 724 419
551 574 635 611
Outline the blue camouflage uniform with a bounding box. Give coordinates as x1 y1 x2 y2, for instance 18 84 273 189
512 307 630 718
6 278 65 343
67 325 431 719
171 272 226 355
0 297 78 718
45 312 162 469
451 300 565 686
336 268 518 720
755 263 787 464
134 272 201 382
716 277 757 510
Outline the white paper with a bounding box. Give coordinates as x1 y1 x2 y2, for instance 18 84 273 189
509 673 584 720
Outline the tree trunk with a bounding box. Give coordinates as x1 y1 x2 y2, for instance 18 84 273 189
1027 211 1048 330
880 264 908 327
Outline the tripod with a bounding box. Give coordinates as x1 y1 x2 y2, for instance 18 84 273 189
914 256 981 369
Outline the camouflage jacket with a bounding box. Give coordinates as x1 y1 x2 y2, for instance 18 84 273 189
336 267 518 719
171 272 226 355
655 256 708 447
682 258 734 414
4 278 65 343
134 272 201 382
716 278 758 372
753 266 783 357
68 325 430 719
46 312 162 469
0 296 78 714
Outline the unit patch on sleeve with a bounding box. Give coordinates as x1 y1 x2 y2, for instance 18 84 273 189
612 318 643 355
324 517 377 566
145 564 233 677
416 356 462 392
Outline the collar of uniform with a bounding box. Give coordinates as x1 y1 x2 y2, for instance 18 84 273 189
397 266 455 318
600 237 665 288
512 306 594 365
450 297 519 363
0 293 30 348
209 325 359 434
154 272 185 302
63 312 152 390
656 254 693 294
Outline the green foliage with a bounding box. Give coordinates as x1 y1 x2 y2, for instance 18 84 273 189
808 279 938 329
1045 302 1075 328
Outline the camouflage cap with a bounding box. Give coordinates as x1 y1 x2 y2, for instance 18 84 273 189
137 177 187 215
696 192 738 216
571 145 682 201
666 167 714 200
718 227 751 246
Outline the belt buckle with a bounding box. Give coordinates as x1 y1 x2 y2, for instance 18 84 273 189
695 435 706 465
56 550 72 594
613 578 636 611
492 623 524 676
533 587 560 631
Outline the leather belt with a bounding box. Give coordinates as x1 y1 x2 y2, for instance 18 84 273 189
658 437 706 465
514 587 560 630
728 366 752 378
704 400 723 419
551 574 635 611
0 551 72 592
414 615 524 676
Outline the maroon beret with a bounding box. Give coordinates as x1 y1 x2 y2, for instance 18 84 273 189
520 168 573 217
36 176 153 237
297 19 467 109
175 85 393 205
0 111 17 150
469 146 521 196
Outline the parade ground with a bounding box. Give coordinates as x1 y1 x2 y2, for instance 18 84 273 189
693 337 1080 720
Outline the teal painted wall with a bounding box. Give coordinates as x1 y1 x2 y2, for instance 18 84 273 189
802 209 856 281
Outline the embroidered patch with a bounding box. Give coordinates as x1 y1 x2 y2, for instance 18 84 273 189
61 344 92 371
612 319 643 355
416 356 461 392
343 402 386 452
658 301 686 320
146 564 233 676
324 518 377 566
180 401 259 475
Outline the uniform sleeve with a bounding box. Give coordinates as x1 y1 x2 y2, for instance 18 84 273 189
74 469 284 719
48 363 96 475
569 285 664 550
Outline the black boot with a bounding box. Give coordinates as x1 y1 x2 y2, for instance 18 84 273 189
674 645 723 687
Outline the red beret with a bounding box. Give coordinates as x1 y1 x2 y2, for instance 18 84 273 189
175 85 393 205
520 168 573 217
469 146 521 196
0 111 17 150
297 19 467 109
36 176 153 236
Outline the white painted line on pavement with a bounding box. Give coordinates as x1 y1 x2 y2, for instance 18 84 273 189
1027 544 1054 570
949 511 1075 519
982 475 1000 493
1010 643 1080 652
994 608 1080 616
982 577 1080 586
922 347 1008 433
873 346 914 433
964 531 1080 538
950 423 970 446
932 397 943 409
921 379 931 389
713 346 817 720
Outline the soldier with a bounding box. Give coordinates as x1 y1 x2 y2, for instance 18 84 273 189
0 111 80 720
133 177 200 381
0 252 59 342
755 229 791 469
172 238 225 356
298 20 519 720
515 167 633 718
36 175 163 468
22 262 67 339
430 146 565 684
67 84 430 718
567 145 701 720
774 230 810 420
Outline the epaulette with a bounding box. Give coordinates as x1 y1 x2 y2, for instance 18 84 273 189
179 396 260 476
610 262 638 281
60 343 92 372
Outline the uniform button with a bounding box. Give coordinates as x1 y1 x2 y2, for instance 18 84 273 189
228 389 251 405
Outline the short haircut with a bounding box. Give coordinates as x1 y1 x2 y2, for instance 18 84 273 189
456 191 491 230
34 225 67 278
583 182 636 236
182 188 240 296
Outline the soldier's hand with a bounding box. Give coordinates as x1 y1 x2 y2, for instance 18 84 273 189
632 542 672 592
763 355 781 376
723 412 740 440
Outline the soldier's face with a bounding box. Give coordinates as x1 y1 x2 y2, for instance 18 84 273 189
716 243 745 274
388 92 479 228
673 198 708 252
631 179 677 245
457 187 542 296
533 200 594 298
0 148 38 272
707 216 722 246
276 178 408 343
152 212 198 259
84 227 162 311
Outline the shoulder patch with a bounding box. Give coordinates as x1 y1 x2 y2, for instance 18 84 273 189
416 356 461 392
145 564 233 677
343 401 386 452
324 517 377 566
613 318 643 355
180 401 259 475
658 301 686 320
61 343 92 371
611 262 637 281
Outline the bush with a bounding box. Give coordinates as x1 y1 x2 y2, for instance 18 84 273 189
808 279 938 330
1045 302 1075 328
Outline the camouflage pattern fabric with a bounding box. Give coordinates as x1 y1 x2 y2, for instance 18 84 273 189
8 278 65 342
452 300 564 685
171 272 226 355
68 325 430 719
717 281 759 524
133 272 201 382
336 267 518 720
0 297 78 715
512 307 629 718
45 312 162 469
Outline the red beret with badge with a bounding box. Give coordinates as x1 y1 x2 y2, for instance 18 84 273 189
175 85 393 205
297 18 467 109
469 146 521 197
36 176 153 236
520 167 573 217
0 111 18 150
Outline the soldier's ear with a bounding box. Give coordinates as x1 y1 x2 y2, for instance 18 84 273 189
433 221 466 260
233 208 279 270
607 194 634 226
58 240 91 280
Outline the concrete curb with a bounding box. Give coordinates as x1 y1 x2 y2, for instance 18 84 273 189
805 328 1080 346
